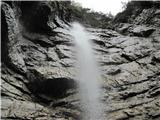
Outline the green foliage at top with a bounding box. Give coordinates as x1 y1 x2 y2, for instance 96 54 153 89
70 1 114 28
113 1 160 23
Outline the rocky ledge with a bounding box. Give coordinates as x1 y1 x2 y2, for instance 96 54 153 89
1 1 160 120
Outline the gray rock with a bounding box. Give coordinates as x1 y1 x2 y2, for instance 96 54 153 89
1 1 160 120
152 51 160 62
55 45 74 59
1 97 52 120
47 47 59 62
23 32 55 47
1 2 19 43
130 25 155 37
2 2 27 73
117 23 132 34
133 8 156 25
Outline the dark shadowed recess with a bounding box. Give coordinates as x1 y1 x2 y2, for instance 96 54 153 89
19 1 52 34
27 78 77 101
1 10 9 63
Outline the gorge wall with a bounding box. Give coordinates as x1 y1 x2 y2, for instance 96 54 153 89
1 1 160 120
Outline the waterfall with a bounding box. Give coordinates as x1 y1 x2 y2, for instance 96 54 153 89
70 22 104 120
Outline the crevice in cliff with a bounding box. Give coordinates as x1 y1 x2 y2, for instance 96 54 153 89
1 9 9 64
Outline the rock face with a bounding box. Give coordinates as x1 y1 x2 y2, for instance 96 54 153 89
1 1 160 120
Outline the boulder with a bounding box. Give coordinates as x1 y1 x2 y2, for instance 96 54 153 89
130 25 155 37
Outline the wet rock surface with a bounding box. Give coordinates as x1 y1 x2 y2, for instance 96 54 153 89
1 1 160 120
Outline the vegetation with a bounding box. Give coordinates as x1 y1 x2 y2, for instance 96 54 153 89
70 1 114 28
113 1 160 23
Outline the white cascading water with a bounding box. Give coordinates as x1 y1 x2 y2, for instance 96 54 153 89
70 22 104 120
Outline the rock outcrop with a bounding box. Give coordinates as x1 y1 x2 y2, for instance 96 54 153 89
1 1 160 120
